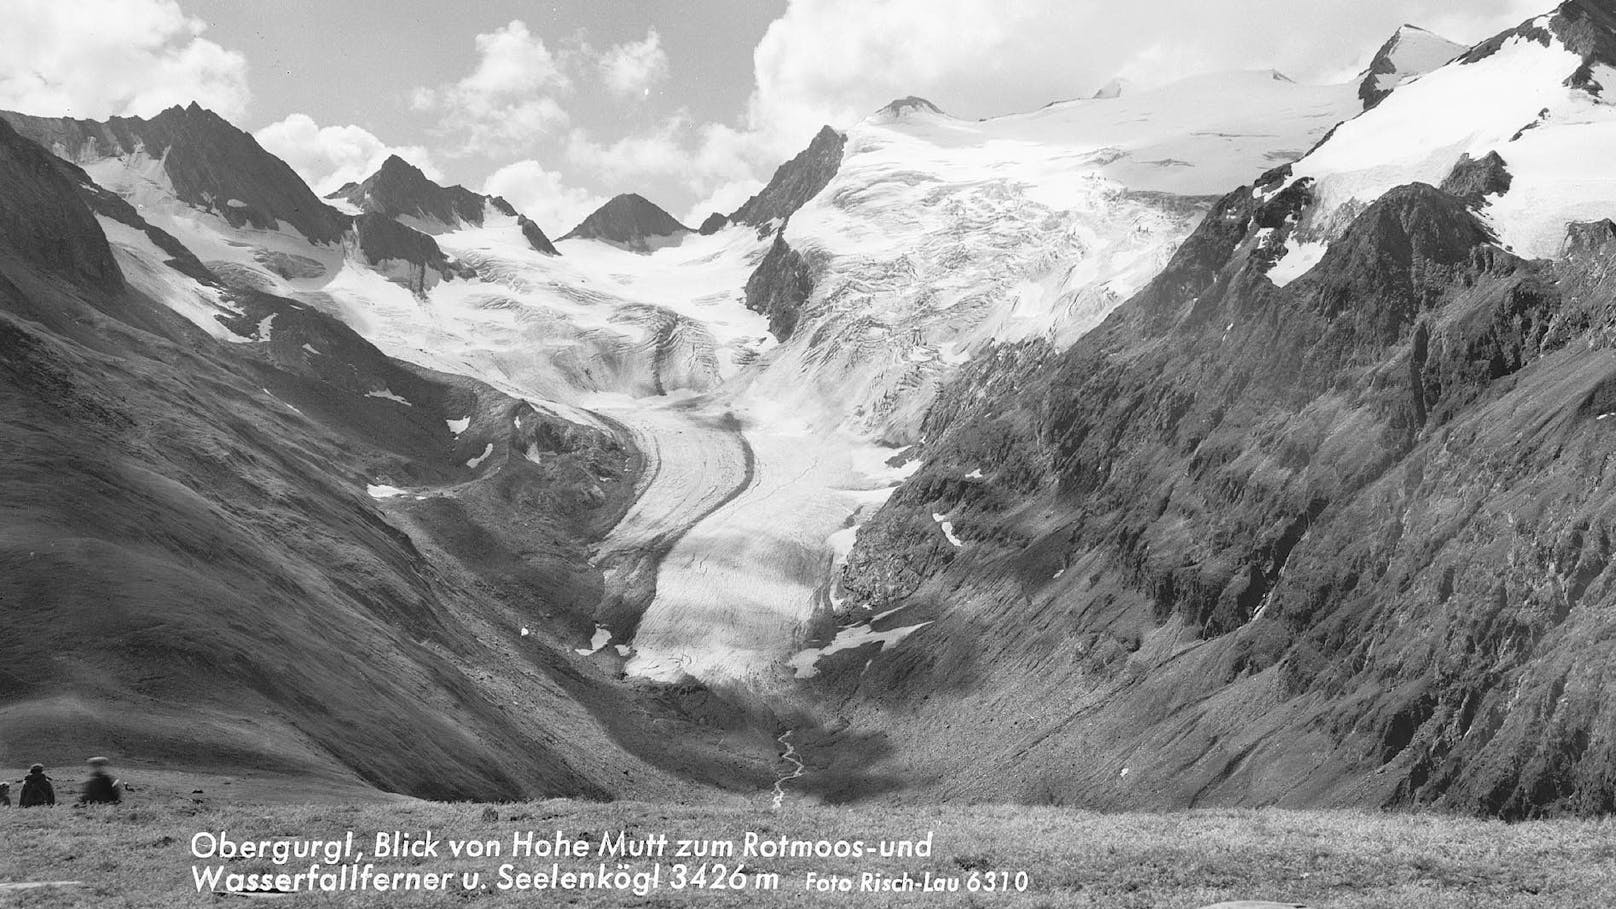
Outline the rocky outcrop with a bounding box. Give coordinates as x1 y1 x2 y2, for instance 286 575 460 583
0 117 122 292
728 126 847 229
560 193 688 252
349 212 473 293
1440 151 1513 206
698 212 728 235
1 104 349 244
743 232 814 340
518 214 559 255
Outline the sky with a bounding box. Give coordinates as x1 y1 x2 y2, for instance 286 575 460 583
0 0 1554 233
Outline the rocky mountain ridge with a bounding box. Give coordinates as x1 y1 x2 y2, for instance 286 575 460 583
727 125 847 230
328 154 558 255
1 103 349 244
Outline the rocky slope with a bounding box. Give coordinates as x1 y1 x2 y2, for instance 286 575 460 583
0 118 123 294
329 154 490 227
560 193 689 251
823 2 1616 820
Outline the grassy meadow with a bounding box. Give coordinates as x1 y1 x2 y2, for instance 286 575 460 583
2 797 1613 908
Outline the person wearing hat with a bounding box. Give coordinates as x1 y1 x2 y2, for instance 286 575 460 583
18 763 55 807
79 757 122 806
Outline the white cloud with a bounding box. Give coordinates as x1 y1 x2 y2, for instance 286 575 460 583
681 178 763 227
0 0 249 120
600 30 670 98
413 20 572 154
254 114 439 195
562 114 781 200
741 0 1557 144
565 118 691 184
482 160 605 235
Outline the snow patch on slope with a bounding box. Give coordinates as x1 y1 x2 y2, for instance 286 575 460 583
788 621 933 679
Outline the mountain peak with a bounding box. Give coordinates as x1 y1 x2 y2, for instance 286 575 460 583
871 96 945 121
728 124 847 229
1 105 349 244
328 155 499 234
378 153 417 173
560 193 688 251
1359 23 1465 108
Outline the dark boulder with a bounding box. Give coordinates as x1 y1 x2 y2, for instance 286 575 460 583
350 213 472 293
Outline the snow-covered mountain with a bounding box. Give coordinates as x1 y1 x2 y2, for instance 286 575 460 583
328 153 560 255
1358 25 1468 108
1265 0 1616 278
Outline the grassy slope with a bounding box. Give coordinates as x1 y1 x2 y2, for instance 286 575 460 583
1 797 1613 908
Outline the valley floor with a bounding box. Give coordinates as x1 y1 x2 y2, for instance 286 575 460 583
2 798 1612 908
